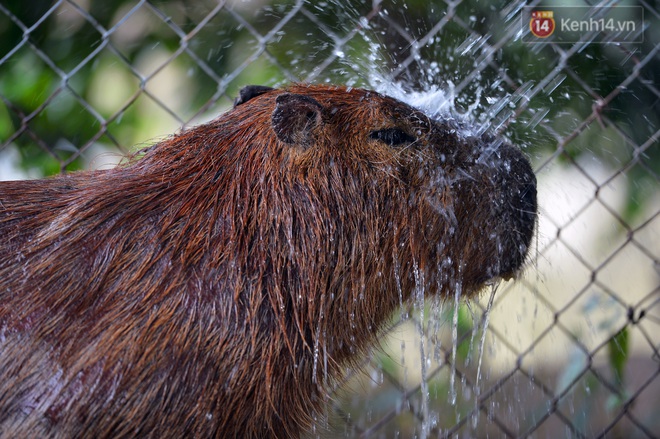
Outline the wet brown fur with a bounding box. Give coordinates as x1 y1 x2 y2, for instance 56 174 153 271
0 84 536 438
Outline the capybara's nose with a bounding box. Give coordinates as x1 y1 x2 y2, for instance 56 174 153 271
501 170 537 278
518 181 537 232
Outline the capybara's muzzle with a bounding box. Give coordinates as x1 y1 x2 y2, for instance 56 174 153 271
483 142 537 279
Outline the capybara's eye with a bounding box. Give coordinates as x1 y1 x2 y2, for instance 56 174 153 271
369 128 416 146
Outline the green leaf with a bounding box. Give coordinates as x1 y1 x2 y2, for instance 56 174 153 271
608 326 629 390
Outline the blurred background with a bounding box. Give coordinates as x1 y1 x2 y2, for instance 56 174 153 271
0 0 658 437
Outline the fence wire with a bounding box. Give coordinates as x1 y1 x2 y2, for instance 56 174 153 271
1 0 658 438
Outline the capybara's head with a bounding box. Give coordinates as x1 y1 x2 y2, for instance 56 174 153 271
0 84 536 438
231 84 536 292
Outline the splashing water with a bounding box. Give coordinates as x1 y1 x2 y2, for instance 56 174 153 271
370 75 455 120
472 283 498 430
364 59 514 434
393 226 408 321
413 262 430 439
449 279 462 406
476 284 498 390
310 8 533 435
368 73 502 155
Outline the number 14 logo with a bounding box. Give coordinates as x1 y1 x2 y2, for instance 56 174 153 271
530 11 555 38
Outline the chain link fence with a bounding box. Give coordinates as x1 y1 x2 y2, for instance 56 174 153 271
1 0 658 437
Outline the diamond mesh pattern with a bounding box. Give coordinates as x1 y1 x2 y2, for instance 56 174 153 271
1 1 658 437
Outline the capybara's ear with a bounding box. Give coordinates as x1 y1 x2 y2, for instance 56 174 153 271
234 85 275 107
271 93 323 146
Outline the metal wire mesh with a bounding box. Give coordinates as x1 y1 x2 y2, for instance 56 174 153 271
0 1 658 437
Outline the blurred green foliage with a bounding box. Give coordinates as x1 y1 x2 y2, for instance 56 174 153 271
608 326 629 392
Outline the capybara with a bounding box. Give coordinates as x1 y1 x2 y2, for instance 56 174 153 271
0 84 536 438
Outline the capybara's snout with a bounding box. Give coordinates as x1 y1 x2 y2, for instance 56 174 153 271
493 143 537 277
455 136 537 282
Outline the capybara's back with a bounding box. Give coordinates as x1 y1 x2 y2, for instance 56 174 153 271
0 84 536 438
